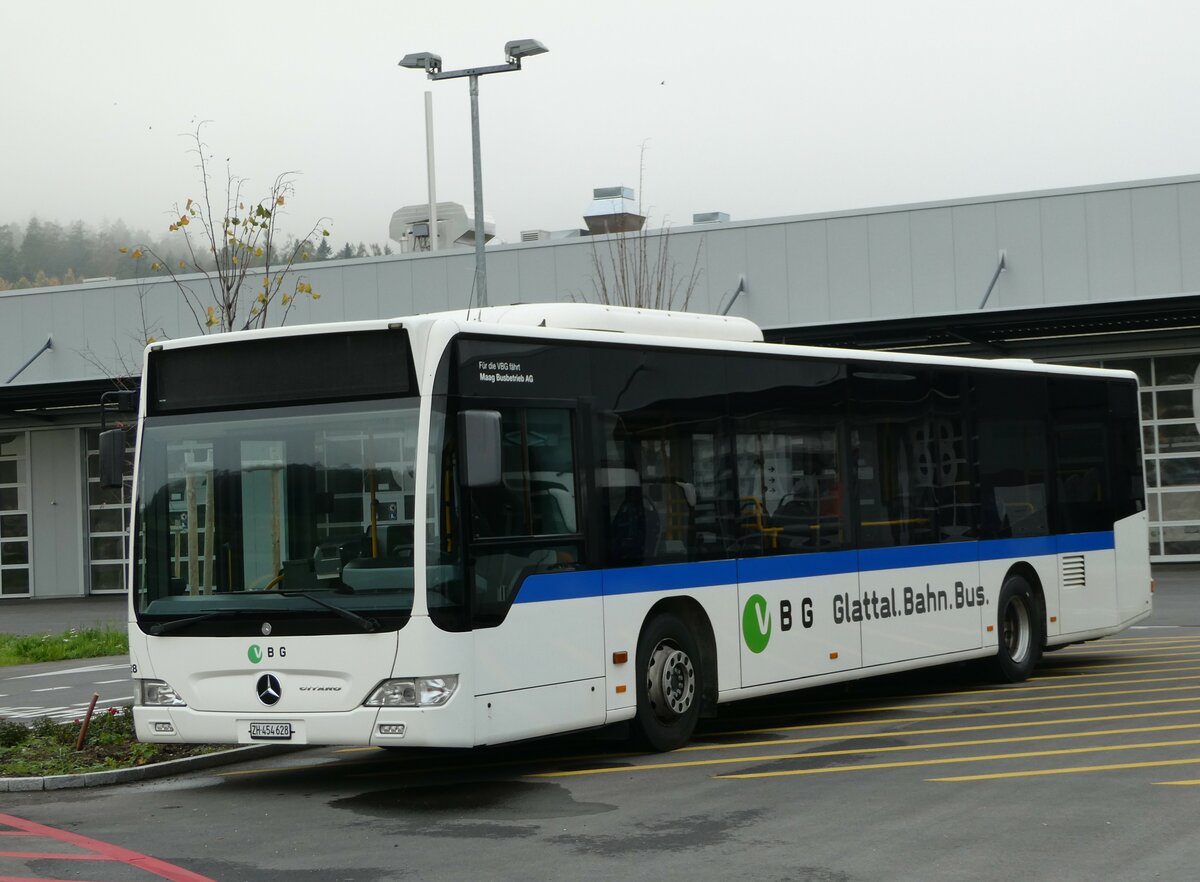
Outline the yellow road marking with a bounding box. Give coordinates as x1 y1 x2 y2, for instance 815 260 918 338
1039 658 1200 677
1153 778 1200 786
683 708 1200 752
715 739 1200 780
712 695 1200 738
931 758 1200 782
533 727 1200 778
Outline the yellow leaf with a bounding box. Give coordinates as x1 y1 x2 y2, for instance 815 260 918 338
254 247 263 257
131 249 143 260
178 260 186 269
312 293 320 300
119 246 128 254
146 336 157 344
180 216 190 226
281 294 291 305
186 198 193 210
276 195 285 206
232 256 239 266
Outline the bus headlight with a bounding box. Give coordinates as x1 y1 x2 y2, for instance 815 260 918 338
137 679 187 707
365 676 458 708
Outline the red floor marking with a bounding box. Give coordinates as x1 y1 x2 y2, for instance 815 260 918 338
0 813 217 882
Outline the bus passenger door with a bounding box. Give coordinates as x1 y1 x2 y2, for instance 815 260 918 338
852 371 984 667
466 406 606 744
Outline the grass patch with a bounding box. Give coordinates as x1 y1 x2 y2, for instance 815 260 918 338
0 707 222 777
0 627 128 667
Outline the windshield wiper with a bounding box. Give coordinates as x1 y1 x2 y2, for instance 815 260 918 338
146 610 246 636
279 591 381 633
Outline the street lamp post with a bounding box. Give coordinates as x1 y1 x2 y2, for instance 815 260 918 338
400 40 549 309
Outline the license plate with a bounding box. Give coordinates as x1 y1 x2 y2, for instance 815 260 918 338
249 722 293 740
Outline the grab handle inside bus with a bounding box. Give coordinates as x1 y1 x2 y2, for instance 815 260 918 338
459 409 503 488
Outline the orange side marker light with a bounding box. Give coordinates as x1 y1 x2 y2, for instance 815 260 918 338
615 684 627 694
613 651 628 664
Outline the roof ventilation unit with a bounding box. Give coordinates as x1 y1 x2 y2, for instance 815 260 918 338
583 186 646 235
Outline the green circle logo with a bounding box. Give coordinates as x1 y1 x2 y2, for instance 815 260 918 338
742 594 771 653
248 644 263 664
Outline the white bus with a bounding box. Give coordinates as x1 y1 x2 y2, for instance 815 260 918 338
107 304 1152 752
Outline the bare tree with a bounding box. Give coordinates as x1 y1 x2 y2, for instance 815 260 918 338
123 124 330 335
587 142 702 310
589 224 702 310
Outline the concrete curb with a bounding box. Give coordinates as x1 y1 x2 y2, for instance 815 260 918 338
0 743 303 792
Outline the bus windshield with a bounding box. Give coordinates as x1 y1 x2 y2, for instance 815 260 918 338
133 399 426 630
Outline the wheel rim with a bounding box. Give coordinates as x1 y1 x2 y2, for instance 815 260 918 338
646 640 696 722
1002 595 1032 664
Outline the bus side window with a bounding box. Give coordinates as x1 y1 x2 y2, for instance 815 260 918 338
975 374 1050 539
466 407 582 628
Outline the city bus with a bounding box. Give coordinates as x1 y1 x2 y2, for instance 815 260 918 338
106 303 1152 752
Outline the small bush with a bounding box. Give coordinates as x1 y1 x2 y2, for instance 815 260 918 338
0 719 29 748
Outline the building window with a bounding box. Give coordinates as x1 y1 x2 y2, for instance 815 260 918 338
0 433 31 597
1105 354 1200 562
85 428 132 593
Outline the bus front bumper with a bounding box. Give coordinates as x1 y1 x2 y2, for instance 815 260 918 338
133 701 475 749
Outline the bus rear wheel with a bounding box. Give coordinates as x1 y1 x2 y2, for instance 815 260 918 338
989 575 1043 682
634 612 702 752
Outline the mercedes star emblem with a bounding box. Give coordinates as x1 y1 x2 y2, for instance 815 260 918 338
261 622 273 636
256 673 282 706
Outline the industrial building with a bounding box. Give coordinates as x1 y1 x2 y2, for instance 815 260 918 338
3 173 1200 599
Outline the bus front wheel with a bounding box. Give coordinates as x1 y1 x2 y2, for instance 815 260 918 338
990 575 1043 682
634 612 702 752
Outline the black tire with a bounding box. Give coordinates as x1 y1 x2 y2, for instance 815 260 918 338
989 575 1043 682
634 611 702 752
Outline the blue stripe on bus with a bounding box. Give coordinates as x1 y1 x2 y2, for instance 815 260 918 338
511 531 1115 604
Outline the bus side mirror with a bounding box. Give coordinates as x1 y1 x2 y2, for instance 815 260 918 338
459 410 502 488
98 429 127 489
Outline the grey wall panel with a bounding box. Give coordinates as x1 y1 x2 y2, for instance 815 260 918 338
867 213 913 316
339 263 380 321
1132 185 1183 297
376 260 415 317
1085 190 1135 302
16 294 55 384
909 209 956 314
744 225 788 324
827 217 871 321
410 256 449 314
1180 183 1200 292
994 199 1045 308
30 429 83 598
952 203 998 311
1040 195 1090 303
482 249 522 307
49 290 89 381
697 229 744 315
444 253 477 313
785 221 830 324
553 240 595 303
515 244 559 305
80 288 119 377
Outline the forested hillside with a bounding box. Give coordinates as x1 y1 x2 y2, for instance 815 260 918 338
0 219 391 291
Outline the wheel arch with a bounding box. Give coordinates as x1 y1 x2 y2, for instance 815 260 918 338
1004 561 1047 647
641 596 719 717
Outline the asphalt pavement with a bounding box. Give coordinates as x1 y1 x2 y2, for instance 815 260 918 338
0 595 126 636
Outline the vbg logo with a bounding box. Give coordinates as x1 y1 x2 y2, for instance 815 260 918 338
743 594 815 654
248 644 285 664
742 594 771 653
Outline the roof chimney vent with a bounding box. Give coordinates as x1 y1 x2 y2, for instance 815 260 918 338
692 212 730 225
583 186 645 235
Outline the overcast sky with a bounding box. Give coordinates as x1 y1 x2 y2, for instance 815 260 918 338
3 0 1199 249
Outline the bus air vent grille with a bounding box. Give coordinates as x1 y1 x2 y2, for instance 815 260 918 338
1062 554 1086 589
